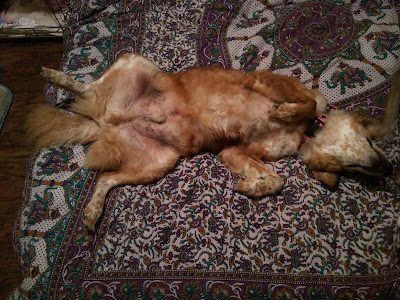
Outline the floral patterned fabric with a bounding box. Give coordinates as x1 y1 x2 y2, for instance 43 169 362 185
10 0 400 299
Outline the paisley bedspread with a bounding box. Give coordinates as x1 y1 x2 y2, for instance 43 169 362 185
9 0 400 299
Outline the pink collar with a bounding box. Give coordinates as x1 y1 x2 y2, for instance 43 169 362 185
300 104 337 147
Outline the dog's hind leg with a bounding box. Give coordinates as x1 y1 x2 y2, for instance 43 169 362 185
41 67 102 122
83 171 137 231
41 67 92 98
218 146 284 197
82 148 180 231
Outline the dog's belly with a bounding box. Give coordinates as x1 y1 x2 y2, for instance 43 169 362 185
112 86 300 158
136 118 180 146
107 87 185 147
118 111 185 153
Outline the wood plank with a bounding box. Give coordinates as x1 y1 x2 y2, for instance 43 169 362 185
0 43 64 298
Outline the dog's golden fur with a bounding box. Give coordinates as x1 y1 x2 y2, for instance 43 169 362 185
26 53 398 230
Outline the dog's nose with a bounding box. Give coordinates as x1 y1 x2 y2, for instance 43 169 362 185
375 160 393 177
375 153 393 177
382 164 393 177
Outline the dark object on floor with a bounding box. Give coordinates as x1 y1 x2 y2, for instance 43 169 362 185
0 84 13 132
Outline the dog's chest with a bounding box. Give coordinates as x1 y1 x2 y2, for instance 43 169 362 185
262 127 304 159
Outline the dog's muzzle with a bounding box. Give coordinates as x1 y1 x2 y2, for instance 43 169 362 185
346 155 393 177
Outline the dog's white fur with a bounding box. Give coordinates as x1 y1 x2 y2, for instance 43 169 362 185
26 53 398 230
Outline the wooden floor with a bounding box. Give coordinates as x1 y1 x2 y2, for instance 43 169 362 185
0 43 64 298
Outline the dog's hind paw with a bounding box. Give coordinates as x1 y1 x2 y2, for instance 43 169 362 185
41 67 54 83
82 205 103 232
41 67 67 85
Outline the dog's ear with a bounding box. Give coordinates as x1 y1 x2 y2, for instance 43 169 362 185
312 171 339 190
356 116 383 139
354 112 396 139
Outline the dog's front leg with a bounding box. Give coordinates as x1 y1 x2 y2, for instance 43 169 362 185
269 101 316 122
245 70 318 122
218 146 284 197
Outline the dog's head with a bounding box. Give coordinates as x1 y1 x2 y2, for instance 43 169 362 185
298 110 393 189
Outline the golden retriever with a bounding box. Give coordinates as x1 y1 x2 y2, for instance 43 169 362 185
26 53 398 231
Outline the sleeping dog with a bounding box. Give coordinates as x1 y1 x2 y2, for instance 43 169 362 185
27 53 398 231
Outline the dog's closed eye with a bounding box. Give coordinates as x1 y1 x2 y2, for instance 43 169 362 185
346 164 361 168
366 137 373 147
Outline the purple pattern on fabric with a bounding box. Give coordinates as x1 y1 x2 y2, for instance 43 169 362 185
197 0 245 68
275 1 357 62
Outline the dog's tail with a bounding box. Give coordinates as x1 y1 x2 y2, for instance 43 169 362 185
363 74 400 138
26 104 100 150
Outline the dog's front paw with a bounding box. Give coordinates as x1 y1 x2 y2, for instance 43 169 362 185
269 103 303 122
269 103 289 119
83 204 103 231
235 174 284 197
